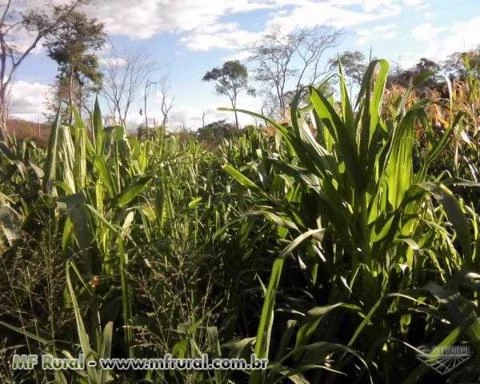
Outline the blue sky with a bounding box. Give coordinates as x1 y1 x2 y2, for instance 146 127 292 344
9 0 480 129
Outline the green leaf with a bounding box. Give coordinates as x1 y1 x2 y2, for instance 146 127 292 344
188 197 203 209
224 164 262 190
251 257 285 384
93 96 104 154
279 228 324 259
113 176 152 207
43 105 62 193
436 185 472 263
295 303 360 350
0 320 50 345
66 261 99 383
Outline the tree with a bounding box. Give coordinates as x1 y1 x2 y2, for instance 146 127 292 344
444 48 480 81
388 57 441 88
139 75 175 136
159 76 174 129
43 8 105 120
328 50 367 87
0 0 85 140
102 49 155 127
202 60 254 129
249 25 343 118
142 79 157 129
259 88 280 120
197 119 238 147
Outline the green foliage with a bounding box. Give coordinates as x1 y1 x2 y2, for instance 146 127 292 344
1 58 480 384
329 50 368 86
225 60 480 383
203 60 255 128
44 7 105 84
44 7 106 114
197 119 239 147
202 60 253 96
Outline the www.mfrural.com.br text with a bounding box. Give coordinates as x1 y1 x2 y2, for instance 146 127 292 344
12 353 268 371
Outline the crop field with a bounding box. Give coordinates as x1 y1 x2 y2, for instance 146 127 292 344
1 53 480 383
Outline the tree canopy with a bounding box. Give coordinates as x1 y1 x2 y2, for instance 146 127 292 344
43 7 105 115
329 50 368 87
0 0 86 140
202 60 254 129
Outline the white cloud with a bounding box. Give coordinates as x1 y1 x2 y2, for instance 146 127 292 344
441 16 480 54
223 49 252 63
7 0 413 56
424 11 434 19
7 78 258 129
81 0 405 52
99 57 129 67
166 106 233 130
360 0 397 12
402 0 423 6
323 0 396 12
180 23 260 51
84 0 274 39
396 16 480 69
411 22 443 42
414 3 429 10
126 105 251 131
9 81 51 121
5 28 45 56
128 91 259 131
266 1 401 33
356 24 397 45
392 51 420 69
5 0 79 55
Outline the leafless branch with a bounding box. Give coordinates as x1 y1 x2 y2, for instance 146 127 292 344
249 25 343 118
0 0 86 140
102 47 155 127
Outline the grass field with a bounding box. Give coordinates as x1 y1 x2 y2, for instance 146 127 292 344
1 59 480 383
6 119 51 147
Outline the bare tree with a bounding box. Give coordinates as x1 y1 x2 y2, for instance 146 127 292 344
139 75 174 133
249 25 343 118
142 79 157 129
102 48 155 128
0 0 85 140
159 76 174 129
259 89 280 119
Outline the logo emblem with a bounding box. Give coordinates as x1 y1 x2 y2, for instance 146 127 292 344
416 345 471 375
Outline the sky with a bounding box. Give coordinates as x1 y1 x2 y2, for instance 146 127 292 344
8 0 480 130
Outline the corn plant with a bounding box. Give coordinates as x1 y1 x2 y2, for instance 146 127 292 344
1 58 479 384
224 60 480 383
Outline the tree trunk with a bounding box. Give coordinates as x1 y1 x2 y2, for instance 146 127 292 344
68 71 74 124
231 96 239 130
0 94 8 141
144 93 148 129
234 110 239 130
